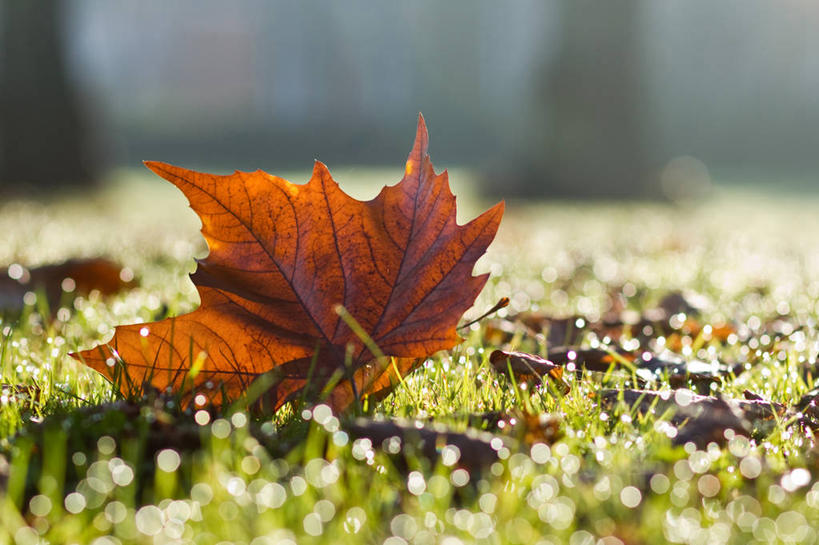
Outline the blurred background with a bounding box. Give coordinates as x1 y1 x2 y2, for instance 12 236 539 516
2 0 818 199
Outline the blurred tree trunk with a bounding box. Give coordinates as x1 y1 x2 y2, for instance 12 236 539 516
0 0 96 192
506 0 659 198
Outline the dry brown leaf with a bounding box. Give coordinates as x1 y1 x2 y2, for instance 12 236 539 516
489 349 570 394
547 346 741 390
346 418 512 471
73 117 503 409
598 388 786 447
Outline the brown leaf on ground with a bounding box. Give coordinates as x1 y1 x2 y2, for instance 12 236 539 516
487 288 731 347
547 347 626 369
0 258 135 310
489 349 571 394
598 388 787 447
511 411 562 444
346 411 560 474
484 313 585 347
431 410 562 445
656 290 710 317
547 346 741 391
73 116 503 410
794 387 819 430
346 418 513 471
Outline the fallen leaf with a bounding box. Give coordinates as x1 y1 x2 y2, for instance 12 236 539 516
489 349 571 394
484 313 584 347
0 258 135 310
598 388 786 447
418 410 561 445
73 117 503 409
794 387 819 430
507 411 562 444
547 346 625 369
346 417 513 471
656 290 710 317
487 303 735 349
546 346 741 391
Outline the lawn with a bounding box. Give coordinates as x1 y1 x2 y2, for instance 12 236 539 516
2 171 819 545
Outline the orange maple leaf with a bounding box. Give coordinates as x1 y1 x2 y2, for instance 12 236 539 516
73 116 504 410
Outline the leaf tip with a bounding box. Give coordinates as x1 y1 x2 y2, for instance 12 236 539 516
143 161 185 183
474 199 505 235
416 112 427 134
142 160 166 174
407 114 430 170
311 160 337 187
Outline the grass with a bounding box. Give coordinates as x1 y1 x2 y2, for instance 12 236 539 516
3 170 819 544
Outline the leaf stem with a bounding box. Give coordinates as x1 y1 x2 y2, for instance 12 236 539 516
457 297 509 330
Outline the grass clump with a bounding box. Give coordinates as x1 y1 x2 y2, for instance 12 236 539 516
2 173 819 544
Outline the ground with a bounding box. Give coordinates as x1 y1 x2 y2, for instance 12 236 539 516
2 170 819 544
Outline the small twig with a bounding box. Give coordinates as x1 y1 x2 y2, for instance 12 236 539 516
457 297 509 330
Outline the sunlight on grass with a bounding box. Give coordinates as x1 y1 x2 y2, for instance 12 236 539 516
2 172 819 544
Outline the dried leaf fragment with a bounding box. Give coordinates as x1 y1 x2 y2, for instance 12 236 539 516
346 418 512 471
489 349 570 394
598 388 786 447
547 346 741 390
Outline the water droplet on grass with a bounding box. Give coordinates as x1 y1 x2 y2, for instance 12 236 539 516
620 486 642 508
135 505 164 535
156 449 181 473
64 492 86 514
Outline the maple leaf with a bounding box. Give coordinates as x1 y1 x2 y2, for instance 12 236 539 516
73 116 504 410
